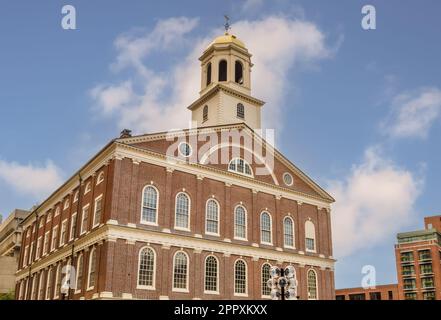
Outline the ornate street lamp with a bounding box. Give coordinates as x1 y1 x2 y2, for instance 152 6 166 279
267 265 298 300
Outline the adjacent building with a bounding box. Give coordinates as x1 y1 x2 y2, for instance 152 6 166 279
335 284 398 300
15 31 336 300
0 209 29 295
395 215 441 300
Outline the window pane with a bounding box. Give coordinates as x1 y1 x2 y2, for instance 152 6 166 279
142 187 158 223
235 207 246 239
175 194 189 229
234 260 247 294
206 200 219 234
205 256 218 292
284 218 294 247
173 252 188 289
261 264 271 296
138 248 155 287
307 270 317 299
261 213 271 243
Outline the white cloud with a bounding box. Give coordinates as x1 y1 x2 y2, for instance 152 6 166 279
241 0 264 12
384 87 441 139
90 15 334 133
0 159 64 199
328 146 422 258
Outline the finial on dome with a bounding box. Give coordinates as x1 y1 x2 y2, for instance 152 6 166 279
224 15 231 35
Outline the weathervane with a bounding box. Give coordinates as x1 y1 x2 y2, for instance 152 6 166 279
224 15 231 34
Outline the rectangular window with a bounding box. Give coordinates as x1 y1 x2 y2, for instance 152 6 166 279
81 205 89 234
404 292 417 300
23 246 29 267
36 236 42 259
423 291 436 300
43 232 50 255
403 278 416 290
69 213 77 241
306 238 315 251
418 249 431 261
421 277 434 289
349 293 365 300
369 292 381 300
93 196 103 228
400 251 414 262
420 263 433 274
59 220 67 246
388 291 393 300
51 226 58 251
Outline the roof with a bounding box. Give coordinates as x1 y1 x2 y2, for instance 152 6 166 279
209 33 246 49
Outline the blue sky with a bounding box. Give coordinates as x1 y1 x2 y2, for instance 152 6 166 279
1 0 440 289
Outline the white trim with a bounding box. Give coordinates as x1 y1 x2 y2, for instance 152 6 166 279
174 192 191 232
43 231 50 256
75 253 83 294
96 171 105 185
84 182 91 195
261 262 272 298
140 185 159 226
80 204 90 235
92 194 103 228
233 205 248 241
172 250 189 292
203 255 219 294
73 191 79 203
59 219 68 247
54 207 60 217
63 198 70 210
305 220 316 253
136 246 156 290
283 172 294 186
307 268 319 300
178 141 192 158
228 157 254 178
283 216 296 249
86 248 96 291
260 211 273 246
205 199 220 236
69 212 77 241
53 264 61 299
233 258 248 297
45 267 52 300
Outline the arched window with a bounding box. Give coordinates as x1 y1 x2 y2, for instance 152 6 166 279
75 254 83 293
218 60 227 81
96 171 105 185
307 269 318 300
38 271 45 300
234 259 247 295
237 103 245 119
87 248 97 289
284 217 295 248
141 186 158 224
260 212 272 244
45 267 52 300
206 199 219 235
203 105 208 122
173 251 189 291
138 247 155 289
234 205 247 240
228 158 252 176
204 255 218 293
175 193 190 230
206 63 212 86
54 264 61 299
235 61 244 84
261 263 271 297
305 220 316 252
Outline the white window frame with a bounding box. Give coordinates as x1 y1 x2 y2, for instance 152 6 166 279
59 219 68 246
87 248 96 291
63 199 70 210
283 172 294 186
46 212 52 223
84 182 91 195
23 245 29 267
96 172 104 185
38 271 45 300
305 220 316 253
261 263 272 299
136 246 156 290
53 264 61 299
228 158 254 177
233 205 248 241
172 251 189 293
92 194 103 228
80 204 90 235
75 254 83 294
174 192 191 232
205 199 220 236
69 212 77 241
36 236 42 259
233 259 248 297
45 267 52 300
54 207 60 217
140 185 159 226
203 255 219 295
51 226 58 252
283 216 296 249
73 191 79 203
43 231 50 255
260 211 273 245
307 268 319 300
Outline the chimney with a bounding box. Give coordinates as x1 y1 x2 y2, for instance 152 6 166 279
120 129 132 139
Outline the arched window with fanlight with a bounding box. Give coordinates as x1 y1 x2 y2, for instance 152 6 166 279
87 248 97 290
234 205 247 240
204 255 218 293
141 185 158 225
205 199 219 235
234 259 247 296
219 60 227 81
307 269 318 300
173 251 189 291
175 192 190 230
284 217 295 248
237 103 245 119
203 105 208 122
228 158 252 177
261 263 271 297
137 247 156 289
235 61 244 84
206 62 212 86
260 212 272 245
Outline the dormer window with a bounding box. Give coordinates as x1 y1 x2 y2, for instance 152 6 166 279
219 60 227 82
237 103 245 119
228 158 253 177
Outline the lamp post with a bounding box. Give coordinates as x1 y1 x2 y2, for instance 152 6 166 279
267 265 298 300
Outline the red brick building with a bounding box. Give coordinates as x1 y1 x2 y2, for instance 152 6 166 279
15 32 336 300
395 215 441 300
335 284 398 300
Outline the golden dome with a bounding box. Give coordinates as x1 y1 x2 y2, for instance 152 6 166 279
210 33 246 49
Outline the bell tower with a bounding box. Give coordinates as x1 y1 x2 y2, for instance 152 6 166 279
188 21 265 130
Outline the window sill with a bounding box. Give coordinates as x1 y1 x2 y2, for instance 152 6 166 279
234 293 248 297
205 232 220 237
234 237 248 242
174 227 191 232
204 291 219 295
172 288 190 293
140 221 158 227
86 287 94 292
260 242 273 246
136 285 156 291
